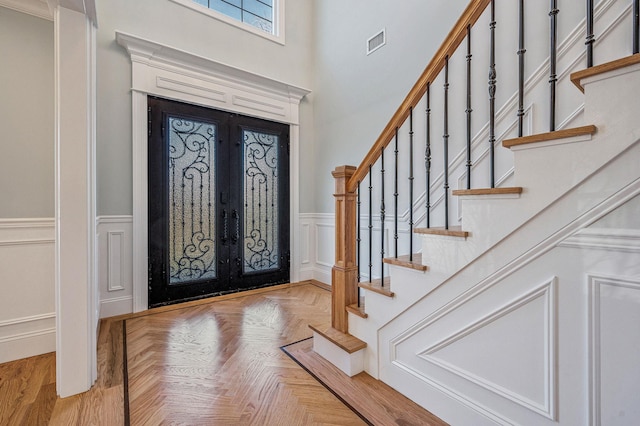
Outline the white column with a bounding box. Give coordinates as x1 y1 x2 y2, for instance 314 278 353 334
54 5 97 397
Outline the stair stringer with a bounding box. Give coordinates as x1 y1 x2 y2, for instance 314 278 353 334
377 139 640 425
351 55 640 322
350 69 640 380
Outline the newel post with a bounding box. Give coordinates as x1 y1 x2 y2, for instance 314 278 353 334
331 165 359 333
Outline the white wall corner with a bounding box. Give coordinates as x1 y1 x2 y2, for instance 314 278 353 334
54 4 98 397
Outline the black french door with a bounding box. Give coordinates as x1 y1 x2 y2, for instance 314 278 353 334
148 97 290 308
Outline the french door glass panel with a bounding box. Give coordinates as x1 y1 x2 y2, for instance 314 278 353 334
168 117 217 284
243 129 280 273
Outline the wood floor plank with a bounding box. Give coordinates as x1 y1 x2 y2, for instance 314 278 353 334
284 338 448 426
0 317 126 426
2 282 429 425
126 284 366 425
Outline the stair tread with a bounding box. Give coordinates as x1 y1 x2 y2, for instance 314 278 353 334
502 125 597 148
571 53 640 92
346 303 368 318
309 325 367 353
383 254 428 271
414 226 469 237
452 187 523 196
359 277 394 298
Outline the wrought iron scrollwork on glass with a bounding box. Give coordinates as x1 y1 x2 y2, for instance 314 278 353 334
168 117 217 284
243 129 280 273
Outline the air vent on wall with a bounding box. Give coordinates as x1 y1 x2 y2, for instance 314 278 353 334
367 28 386 55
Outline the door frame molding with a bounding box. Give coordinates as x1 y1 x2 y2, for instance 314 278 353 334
117 32 310 312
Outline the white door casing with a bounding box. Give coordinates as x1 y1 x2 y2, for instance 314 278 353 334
116 32 310 312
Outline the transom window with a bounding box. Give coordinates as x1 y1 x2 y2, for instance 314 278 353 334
193 0 273 33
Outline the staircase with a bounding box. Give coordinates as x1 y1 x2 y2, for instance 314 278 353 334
312 0 640 424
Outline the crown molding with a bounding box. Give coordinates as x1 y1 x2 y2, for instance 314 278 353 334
0 0 52 21
116 32 310 103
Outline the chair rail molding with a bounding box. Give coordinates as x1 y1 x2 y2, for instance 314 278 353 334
116 32 311 312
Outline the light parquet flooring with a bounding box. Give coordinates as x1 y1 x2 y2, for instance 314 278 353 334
1 282 442 425
0 318 125 425
126 284 367 425
283 339 447 426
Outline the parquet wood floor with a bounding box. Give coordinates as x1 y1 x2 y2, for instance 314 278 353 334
1 281 441 425
126 284 366 425
0 318 125 425
283 339 447 426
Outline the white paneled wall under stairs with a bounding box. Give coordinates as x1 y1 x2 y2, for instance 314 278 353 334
336 58 640 426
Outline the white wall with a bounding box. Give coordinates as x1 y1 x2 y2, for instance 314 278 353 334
312 0 469 213
0 6 54 218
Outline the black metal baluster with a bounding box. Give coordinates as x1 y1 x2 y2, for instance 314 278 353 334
518 0 526 136
380 148 386 286
409 108 415 261
444 56 450 229
425 85 432 228
634 0 639 54
489 0 497 188
466 26 473 189
368 166 373 282
586 0 595 68
394 128 399 258
549 0 559 131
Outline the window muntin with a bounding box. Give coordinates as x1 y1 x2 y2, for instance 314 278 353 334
191 0 274 34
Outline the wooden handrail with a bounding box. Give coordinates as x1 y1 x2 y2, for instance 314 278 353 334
347 0 491 193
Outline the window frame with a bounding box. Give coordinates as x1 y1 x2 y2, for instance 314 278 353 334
170 0 285 45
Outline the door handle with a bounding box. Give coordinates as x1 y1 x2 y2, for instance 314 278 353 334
222 209 228 244
232 209 239 244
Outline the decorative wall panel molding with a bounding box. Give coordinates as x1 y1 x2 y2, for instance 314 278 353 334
419 278 557 419
391 177 640 350
560 228 640 252
589 274 640 426
107 231 125 292
97 216 133 318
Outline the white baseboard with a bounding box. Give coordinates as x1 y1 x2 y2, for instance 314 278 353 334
0 313 56 363
0 329 56 364
99 295 133 319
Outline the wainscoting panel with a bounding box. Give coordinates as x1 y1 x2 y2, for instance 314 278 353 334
298 212 418 286
97 216 133 318
0 218 56 363
299 214 333 285
589 274 640 426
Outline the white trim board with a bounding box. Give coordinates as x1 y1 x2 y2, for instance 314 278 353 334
117 33 310 312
